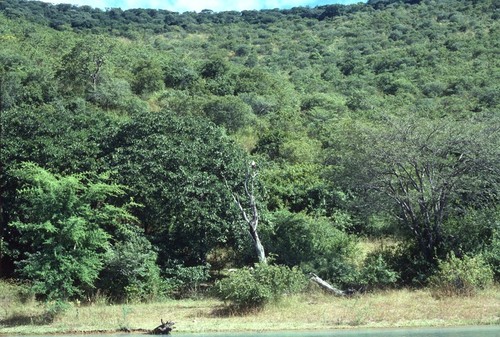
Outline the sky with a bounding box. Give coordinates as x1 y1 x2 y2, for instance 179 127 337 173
48 0 364 13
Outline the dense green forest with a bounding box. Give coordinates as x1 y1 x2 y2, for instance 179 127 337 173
0 0 499 304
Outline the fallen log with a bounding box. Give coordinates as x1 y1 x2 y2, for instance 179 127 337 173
151 319 175 335
309 273 345 296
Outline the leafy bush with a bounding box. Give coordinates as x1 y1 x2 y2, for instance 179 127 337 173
214 263 307 309
379 243 438 286
0 280 34 307
266 210 358 287
358 252 399 290
442 207 499 257
98 233 165 303
484 230 500 281
163 263 211 298
43 300 70 322
430 254 494 298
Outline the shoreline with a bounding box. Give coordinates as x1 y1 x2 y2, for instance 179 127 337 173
2 325 500 336
1 288 499 335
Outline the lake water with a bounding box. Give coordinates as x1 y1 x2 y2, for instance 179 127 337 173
6 326 499 337
174 326 500 337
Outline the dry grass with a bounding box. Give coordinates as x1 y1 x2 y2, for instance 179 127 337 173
1 286 498 334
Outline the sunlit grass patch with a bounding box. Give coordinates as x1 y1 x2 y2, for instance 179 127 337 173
1 280 498 334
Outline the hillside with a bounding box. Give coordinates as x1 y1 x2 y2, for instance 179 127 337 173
0 0 499 303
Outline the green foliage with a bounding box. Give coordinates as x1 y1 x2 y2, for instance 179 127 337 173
163 59 199 90
56 35 115 96
87 75 134 110
1 102 119 174
43 300 71 322
484 230 500 282
105 110 248 266
1 0 499 293
266 210 358 287
98 232 164 303
330 117 500 265
0 280 34 307
376 243 437 286
430 254 494 298
203 96 254 132
200 56 230 79
163 263 211 298
358 253 399 290
0 47 55 109
442 207 500 257
260 163 335 214
131 57 165 95
9 162 135 301
214 263 307 309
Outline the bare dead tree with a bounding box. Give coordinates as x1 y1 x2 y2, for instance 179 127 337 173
227 161 267 264
309 273 345 296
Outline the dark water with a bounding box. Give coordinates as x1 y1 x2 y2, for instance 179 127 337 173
10 327 500 337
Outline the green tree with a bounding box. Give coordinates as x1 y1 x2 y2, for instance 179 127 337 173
9 162 136 301
56 35 114 97
330 117 500 267
1 104 121 277
87 75 134 111
203 95 254 132
163 59 199 90
261 163 336 214
131 57 165 95
0 49 26 110
105 110 248 266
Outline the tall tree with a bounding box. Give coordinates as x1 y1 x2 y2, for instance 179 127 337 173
105 110 248 266
228 161 267 264
330 117 500 264
56 35 114 96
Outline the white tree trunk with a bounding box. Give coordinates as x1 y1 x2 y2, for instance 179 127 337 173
228 162 267 264
309 273 345 296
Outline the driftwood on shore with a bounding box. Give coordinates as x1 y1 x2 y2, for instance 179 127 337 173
309 273 346 296
151 319 175 335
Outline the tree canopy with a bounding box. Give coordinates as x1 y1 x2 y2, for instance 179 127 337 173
1 0 498 299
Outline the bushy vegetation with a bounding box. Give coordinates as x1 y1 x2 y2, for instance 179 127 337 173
0 0 498 307
98 233 165 302
266 210 360 287
430 254 494 298
214 263 307 309
163 263 212 298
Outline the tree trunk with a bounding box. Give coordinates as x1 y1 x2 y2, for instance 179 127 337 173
250 226 266 264
227 161 267 264
309 273 345 296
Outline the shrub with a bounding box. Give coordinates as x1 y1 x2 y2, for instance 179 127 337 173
43 300 70 322
484 231 500 281
163 263 211 298
358 252 399 290
430 254 494 298
214 263 307 309
266 210 359 287
0 280 34 307
98 234 165 303
380 243 437 286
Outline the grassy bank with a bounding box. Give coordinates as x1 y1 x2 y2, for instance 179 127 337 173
1 285 499 335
